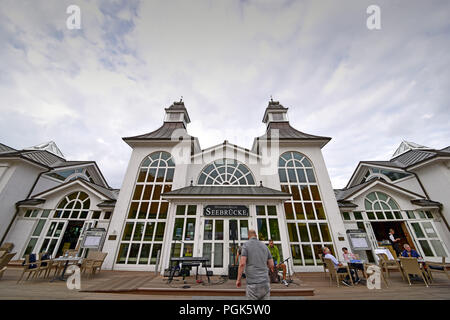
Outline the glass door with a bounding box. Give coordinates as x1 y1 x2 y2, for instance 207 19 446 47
39 220 68 258
406 221 449 261
201 219 225 273
228 219 249 267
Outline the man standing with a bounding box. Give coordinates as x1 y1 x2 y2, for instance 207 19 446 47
268 240 288 286
388 228 401 256
236 229 274 300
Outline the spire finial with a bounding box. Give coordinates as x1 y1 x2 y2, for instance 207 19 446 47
180 96 183 103
270 95 273 102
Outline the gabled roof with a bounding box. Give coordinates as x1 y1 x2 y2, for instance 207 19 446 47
0 143 16 154
336 177 425 202
32 177 118 201
192 140 260 160
25 141 65 159
346 145 450 188
162 185 291 199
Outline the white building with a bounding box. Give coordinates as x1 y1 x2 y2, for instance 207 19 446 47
0 141 118 258
2 104 448 275
336 141 450 263
102 100 350 273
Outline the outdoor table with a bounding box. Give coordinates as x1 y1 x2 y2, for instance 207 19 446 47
345 260 367 282
50 256 83 282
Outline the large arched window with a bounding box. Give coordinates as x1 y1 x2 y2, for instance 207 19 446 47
364 191 402 220
278 151 333 267
116 151 175 265
54 191 90 219
197 159 255 185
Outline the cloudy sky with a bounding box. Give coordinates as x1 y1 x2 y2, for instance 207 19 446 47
1 0 449 189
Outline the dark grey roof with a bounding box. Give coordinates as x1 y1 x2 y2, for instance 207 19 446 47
334 180 373 201
97 200 117 208
0 149 64 168
411 199 442 207
337 201 358 208
83 180 118 200
0 143 16 154
162 185 291 197
441 146 450 153
50 160 94 168
16 198 46 206
257 122 331 142
123 122 194 141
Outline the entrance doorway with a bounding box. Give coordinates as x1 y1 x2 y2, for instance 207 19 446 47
200 218 249 274
370 221 415 256
56 220 84 256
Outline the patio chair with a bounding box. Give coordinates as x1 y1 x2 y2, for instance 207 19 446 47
377 253 405 281
34 253 53 279
426 257 449 281
318 253 328 276
64 249 79 257
0 242 14 253
323 258 354 287
399 257 429 287
17 254 41 283
0 250 6 258
80 259 96 278
86 251 108 275
0 267 6 280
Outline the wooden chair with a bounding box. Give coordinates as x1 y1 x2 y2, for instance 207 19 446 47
17 255 41 283
86 251 108 275
34 253 53 279
323 258 354 287
0 242 14 253
426 257 449 281
80 259 96 278
377 253 405 281
64 249 79 257
0 267 6 280
318 253 328 276
399 257 429 287
0 250 6 258
0 252 15 280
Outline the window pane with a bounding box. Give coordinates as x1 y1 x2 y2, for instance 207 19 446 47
256 206 265 216
128 202 139 219
385 211 394 220
176 205 186 215
310 185 321 201
32 220 46 237
171 243 181 258
284 202 294 220
288 169 297 183
139 244 151 264
154 222 165 241
240 220 249 240
367 212 375 220
204 219 213 240
151 244 162 264
291 186 300 201
430 240 447 257
300 185 311 201
291 245 302 265
422 222 437 238
133 223 144 241
309 223 321 242
215 220 224 240
294 203 305 220
267 206 277 216
269 219 280 241
305 203 315 220
298 223 310 242
302 245 314 265
187 205 196 215
214 243 223 267
144 222 155 241
354 212 363 220
278 169 287 183
24 238 38 256
313 244 324 265
287 223 299 242
419 240 434 257
122 223 134 241
296 169 306 183
138 202 148 219
411 223 425 238
185 218 196 241
142 185 152 200
305 169 316 183
148 202 158 219
116 243 129 264
257 218 268 241
173 218 184 240
159 202 168 219
203 243 212 267
183 244 193 257
319 224 332 242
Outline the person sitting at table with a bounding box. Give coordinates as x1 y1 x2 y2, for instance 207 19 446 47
323 247 358 286
401 244 422 258
342 247 364 280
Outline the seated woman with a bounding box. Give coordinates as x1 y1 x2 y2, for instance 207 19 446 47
401 244 421 258
342 247 364 280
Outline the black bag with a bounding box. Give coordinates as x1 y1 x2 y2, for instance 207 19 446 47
269 267 280 283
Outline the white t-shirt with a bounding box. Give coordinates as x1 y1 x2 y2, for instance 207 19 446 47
324 253 339 267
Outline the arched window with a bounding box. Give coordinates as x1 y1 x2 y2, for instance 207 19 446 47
197 159 255 185
364 191 402 220
54 191 90 219
116 151 175 265
278 151 334 267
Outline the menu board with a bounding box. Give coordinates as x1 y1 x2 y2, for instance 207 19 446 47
347 230 371 251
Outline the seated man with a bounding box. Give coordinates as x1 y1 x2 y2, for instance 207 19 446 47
342 247 363 281
401 244 421 258
323 247 357 286
267 240 288 286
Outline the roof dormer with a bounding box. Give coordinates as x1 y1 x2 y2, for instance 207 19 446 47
262 99 289 126
164 99 191 128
